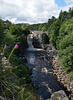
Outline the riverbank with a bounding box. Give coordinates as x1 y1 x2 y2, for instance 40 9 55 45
43 43 73 100
52 56 73 100
0 53 39 100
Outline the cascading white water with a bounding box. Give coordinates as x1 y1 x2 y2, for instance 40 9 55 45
27 34 34 50
27 34 44 51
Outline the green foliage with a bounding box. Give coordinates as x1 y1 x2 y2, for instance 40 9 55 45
69 71 73 79
59 18 73 37
49 19 61 47
68 7 73 17
56 18 73 49
9 24 21 36
3 20 11 29
0 19 38 100
10 55 31 82
56 17 73 71
18 88 25 100
48 16 56 27
59 33 73 50
59 10 68 22
22 24 28 30
0 19 5 45
58 46 73 69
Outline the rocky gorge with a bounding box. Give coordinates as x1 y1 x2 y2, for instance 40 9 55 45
30 31 73 100
1 30 72 100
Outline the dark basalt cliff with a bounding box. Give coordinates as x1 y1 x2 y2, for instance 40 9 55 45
32 31 49 49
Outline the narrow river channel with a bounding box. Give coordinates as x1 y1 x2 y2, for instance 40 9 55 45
24 34 64 100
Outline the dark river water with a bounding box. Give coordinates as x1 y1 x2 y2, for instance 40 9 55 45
24 34 64 100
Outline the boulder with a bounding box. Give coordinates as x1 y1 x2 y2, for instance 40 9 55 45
50 90 69 100
0 96 5 100
32 37 41 48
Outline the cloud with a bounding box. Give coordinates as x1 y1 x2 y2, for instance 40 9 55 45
64 0 73 4
0 0 60 23
0 0 73 24
60 1 73 11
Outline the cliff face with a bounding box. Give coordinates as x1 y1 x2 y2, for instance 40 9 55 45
31 31 49 48
52 56 73 100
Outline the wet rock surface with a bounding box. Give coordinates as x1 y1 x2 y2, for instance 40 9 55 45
24 50 64 99
50 90 69 100
0 96 5 100
32 31 49 49
24 32 66 100
52 56 73 100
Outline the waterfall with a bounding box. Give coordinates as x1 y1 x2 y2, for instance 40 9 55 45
27 33 44 51
27 34 34 50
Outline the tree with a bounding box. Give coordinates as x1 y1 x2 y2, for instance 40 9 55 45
48 16 56 27
3 20 11 29
59 10 68 22
69 7 73 17
0 19 5 45
58 46 73 69
59 33 73 50
9 24 21 36
48 19 61 47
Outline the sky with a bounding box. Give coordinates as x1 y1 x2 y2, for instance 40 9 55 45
0 0 73 24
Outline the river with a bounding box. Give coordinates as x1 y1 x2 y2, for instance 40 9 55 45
24 34 64 100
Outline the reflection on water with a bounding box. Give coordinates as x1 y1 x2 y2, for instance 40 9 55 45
27 56 35 64
24 50 64 100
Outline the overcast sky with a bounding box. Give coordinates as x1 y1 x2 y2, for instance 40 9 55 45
0 0 73 24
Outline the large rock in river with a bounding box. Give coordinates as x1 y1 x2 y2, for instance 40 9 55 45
0 96 5 100
32 31 49 48
41 33 49 44
50 90 69 100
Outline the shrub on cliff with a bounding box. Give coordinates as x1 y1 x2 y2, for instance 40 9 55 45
58 46 73 70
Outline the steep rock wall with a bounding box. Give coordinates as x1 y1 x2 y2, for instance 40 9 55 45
52 56 73 100
31 31 49 48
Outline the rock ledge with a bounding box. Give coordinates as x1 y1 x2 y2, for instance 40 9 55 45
52 56 73 100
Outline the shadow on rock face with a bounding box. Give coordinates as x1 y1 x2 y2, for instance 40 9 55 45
41 33 49 44
32 37 42 48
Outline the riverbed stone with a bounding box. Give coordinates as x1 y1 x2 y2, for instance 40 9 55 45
0 96 5 100
50 90 69 100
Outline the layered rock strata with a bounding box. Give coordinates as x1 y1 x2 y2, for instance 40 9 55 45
52 56 73 100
